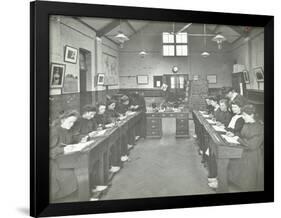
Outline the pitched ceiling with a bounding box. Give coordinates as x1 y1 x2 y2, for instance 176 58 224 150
78 17 251 45
79 17 149 44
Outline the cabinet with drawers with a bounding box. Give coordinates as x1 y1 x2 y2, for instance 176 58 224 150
176 118 189 138
146 112 189 138
146 117 162 138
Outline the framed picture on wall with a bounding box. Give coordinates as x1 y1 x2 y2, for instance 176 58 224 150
97 73 105 85
254 67 264 82
31 1 273 217
137 75 149 84
64 45 78 64
207 74 217 84
243 70 250 84
50 63 65 88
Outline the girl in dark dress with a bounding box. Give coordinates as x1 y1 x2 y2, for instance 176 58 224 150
205 97 214 114
105 100 120 124
74 104 97 142
225 99 245 136
94 103 115 129
228 104 264 191
216 99 232 126
50 110 80 201
116 95 130 115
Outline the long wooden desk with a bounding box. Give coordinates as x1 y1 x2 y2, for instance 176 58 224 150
146 111 190 138
54 112 142 202
192 110 244 193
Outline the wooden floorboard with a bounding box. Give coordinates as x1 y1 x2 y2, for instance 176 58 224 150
102 120 215 200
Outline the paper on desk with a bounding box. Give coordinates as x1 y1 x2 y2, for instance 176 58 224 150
206 119 216 124
127 111 136 116
221 135 240 144
95 129 107 137
213 125 227 133
119 116 127 120
199 110 207 114
203 114 210 118
64 140 95 154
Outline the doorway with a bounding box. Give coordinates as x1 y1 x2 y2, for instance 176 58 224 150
79 48 91 112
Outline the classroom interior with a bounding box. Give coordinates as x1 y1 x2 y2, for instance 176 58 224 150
49 15 264 203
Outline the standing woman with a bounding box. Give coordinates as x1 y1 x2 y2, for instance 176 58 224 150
226 99 245 136
50 110 80 202
229 104 264 191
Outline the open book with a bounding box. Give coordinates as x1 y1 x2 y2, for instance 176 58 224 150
206 119 216 125
63 140 95 155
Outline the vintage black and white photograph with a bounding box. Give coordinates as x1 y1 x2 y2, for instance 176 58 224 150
254 67 264 82
64 45 78 63
50 63 65 88
49 15 265 204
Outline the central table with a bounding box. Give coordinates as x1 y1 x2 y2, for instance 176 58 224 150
146 111 190 138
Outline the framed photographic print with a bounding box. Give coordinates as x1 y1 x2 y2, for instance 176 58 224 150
64 45 78 63
97 73 105 85
254 67 264 82
207 74 217 84
137 75 149 84
50 63 65 88
243 70 250 84
30 1 274 217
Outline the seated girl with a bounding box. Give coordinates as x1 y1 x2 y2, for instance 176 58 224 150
75 104 97 141
209 97 220 117
225 99 245 136
105 100 120 124
205 96 214 114
228 104 264 191
94 103 115 129
50 110 80 201
116 95 130 115
215 99 232 126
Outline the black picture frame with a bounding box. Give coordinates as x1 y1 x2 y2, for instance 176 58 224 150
49 62 65 88
30 1 274 217
254 67 265 82
136 75 149 85
243 70 250 84
64 45 78 64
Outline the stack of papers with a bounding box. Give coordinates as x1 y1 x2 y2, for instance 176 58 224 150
221 135 240 144
64 140 95 154
206 119 216 125
213 125 227 133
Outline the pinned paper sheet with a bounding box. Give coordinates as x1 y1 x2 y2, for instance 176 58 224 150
213 125 227 133
206 119 216 125
221 135 240 144
64 140 95 154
